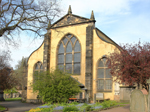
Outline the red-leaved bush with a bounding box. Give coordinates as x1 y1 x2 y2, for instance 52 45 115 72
108 41 150 90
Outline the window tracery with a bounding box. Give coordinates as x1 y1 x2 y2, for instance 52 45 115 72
57 34 81 74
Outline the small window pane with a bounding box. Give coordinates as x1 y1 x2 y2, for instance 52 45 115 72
98 60 104 67
102 58 107 64
74 53 80 62
105 80 112 90
58 43 64 53
97 68 104 78
105 60 110 67
67 34 72 38
74 41 80 52
71 37 76 45
66 42 72 53
79 92 82 99
35 64 38 70
105 69 111 78
74 63 80 74
66 54 72 63
63 38 68 45
97 80 104 90
58 64 64 71
66 64 72 74
58 54 64 63
40 65 43 70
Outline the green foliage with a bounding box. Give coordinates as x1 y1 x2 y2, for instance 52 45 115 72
101 100 118 109
31 68 81 103
70 101 79 105
5 97 21 101
83 103 88 106
85 105 94 111
13 57 28 90
95 102 101 106
4 87 17 94
29 101 120 112
0 105 6 111
63 106 79 112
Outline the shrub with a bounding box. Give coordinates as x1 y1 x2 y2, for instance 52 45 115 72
63 106 79 112
83 103 88 106
70 101 79 105
85 105 94 111
32 69 81 103
101 100 118 109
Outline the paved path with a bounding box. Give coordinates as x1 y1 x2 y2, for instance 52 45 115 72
100 104 130 112
0 101 41 112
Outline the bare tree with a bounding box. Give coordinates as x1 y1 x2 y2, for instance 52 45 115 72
0 0 61 45
0 50 18 101
0 50 11 69
12 57 28 91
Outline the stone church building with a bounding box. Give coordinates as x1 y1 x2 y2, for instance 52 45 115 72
26 6 122 103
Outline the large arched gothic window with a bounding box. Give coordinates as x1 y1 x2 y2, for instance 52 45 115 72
57 34 81 74
97 58 112 91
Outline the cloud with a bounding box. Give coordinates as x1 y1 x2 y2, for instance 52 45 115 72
61 0 133 16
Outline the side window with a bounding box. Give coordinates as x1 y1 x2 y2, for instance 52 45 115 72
97 58 112 91
33 61 43 81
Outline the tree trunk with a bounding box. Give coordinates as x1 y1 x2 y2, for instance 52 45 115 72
0 91 5 101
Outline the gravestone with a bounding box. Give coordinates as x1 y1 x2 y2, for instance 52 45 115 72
146 78 150 112
130 89 148 112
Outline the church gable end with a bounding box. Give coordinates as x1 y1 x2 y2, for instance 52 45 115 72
51 15 91 28
51 6 95 29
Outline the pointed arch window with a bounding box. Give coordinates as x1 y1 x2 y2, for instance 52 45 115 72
34 62 43 71
33 61 43 78
97 58 112 91
57 34 81 75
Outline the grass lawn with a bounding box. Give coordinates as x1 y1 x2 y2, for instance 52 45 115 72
5 97 21 101
0 105 6 111
116 101 130 106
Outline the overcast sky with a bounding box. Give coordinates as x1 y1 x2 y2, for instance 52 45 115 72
1 0 150 69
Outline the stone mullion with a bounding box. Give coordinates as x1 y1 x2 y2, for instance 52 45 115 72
85 25 94 102
43 33 50 71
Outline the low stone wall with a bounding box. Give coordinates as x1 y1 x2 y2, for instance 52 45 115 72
120 86 135 102
26 99 43 104
4 93 21 99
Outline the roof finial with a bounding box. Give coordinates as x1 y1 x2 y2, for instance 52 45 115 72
90 10 95 21
47 20 51 30
68 5 72 14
